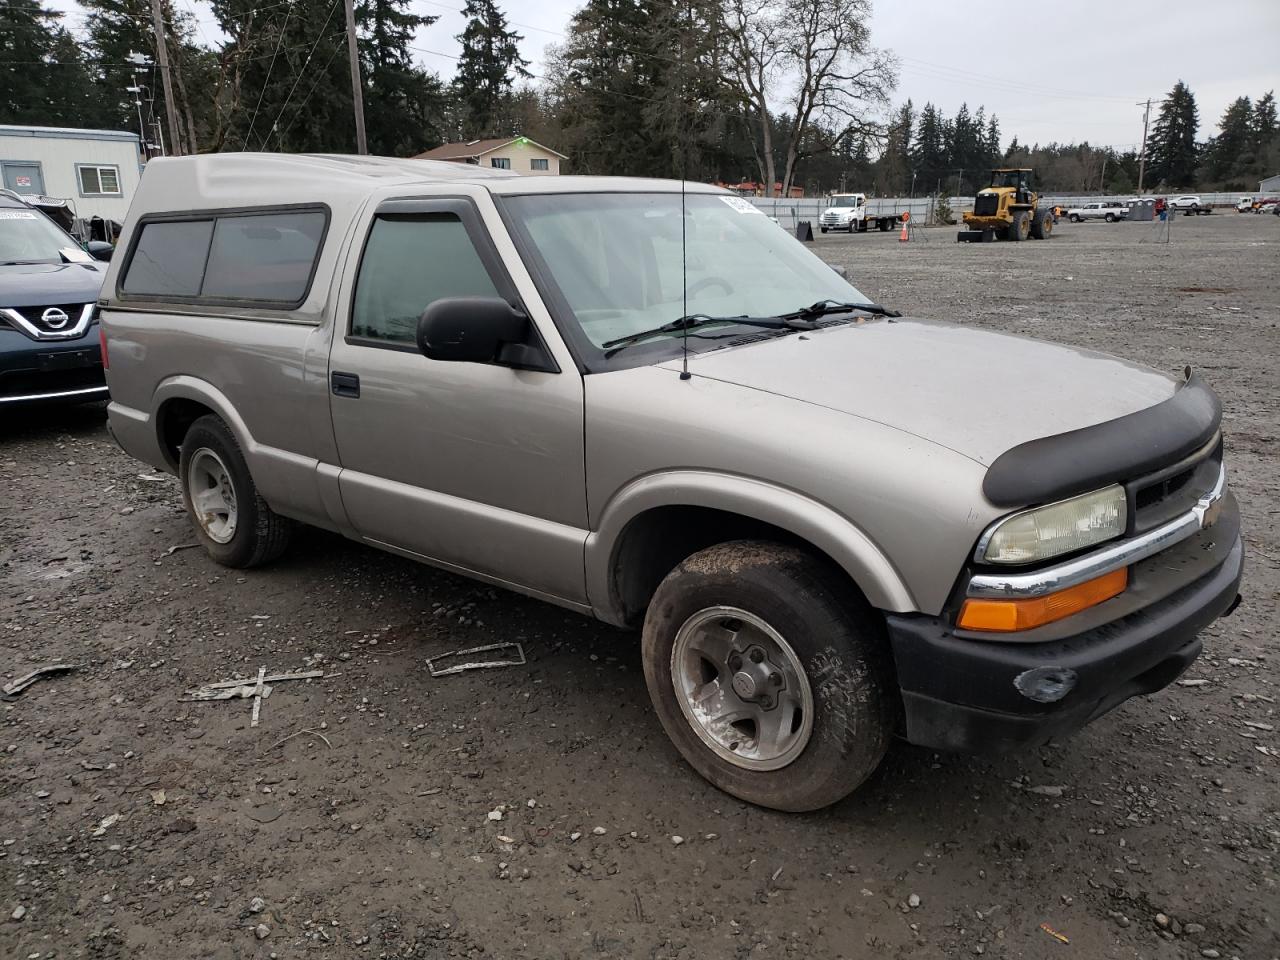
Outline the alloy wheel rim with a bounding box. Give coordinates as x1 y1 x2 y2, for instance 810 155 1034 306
187 447 238 544
670 605 815 772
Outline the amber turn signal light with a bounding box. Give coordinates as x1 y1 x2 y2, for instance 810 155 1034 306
957 568 1128 633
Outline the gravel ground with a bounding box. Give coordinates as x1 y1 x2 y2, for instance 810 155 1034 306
2 212 1277 960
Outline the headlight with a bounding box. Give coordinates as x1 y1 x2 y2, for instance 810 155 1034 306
978 485 1126 565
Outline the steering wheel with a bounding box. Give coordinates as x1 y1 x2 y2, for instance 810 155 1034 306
686 276 735 297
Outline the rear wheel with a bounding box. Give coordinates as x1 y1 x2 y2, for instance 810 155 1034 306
641 541 894 812
1007 211 1029 240
179 415 292 568
1104 212 1116 222
1069 213 1081 222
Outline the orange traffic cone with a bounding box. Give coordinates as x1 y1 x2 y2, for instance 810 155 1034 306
898 212 910 242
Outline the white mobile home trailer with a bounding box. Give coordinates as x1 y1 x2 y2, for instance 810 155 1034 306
0 125 142 223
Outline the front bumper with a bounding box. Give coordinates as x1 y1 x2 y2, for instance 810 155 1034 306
0 324 106 405
886 496 1243 753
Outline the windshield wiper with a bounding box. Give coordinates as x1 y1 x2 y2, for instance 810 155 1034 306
0 259 52 266
600 313 817 354
781 299 902 321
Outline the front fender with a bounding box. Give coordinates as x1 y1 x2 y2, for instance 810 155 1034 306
585 470 917 626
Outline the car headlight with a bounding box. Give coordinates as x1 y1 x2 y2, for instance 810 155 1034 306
978 485 1126 565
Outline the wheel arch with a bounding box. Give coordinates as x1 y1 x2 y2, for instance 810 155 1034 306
585 471 916 628
153 376 254 470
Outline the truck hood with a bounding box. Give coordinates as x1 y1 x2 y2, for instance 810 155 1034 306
0 261 106 307
659 318 1180 466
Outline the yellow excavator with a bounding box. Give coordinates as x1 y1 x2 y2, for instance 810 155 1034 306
957 168 1054 242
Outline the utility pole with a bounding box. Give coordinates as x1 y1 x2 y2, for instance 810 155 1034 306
127 85 149 160
1136 98 1152 193
150 0 182 156
343 0 368 154
1100 153 1108 192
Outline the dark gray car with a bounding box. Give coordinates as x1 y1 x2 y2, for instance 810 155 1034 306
0 192 110 406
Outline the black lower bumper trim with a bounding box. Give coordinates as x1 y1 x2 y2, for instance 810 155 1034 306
886 536 1243 753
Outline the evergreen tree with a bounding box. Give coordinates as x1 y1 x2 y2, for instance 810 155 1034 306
910 102 948 191
549 0 725 180
361 0 447 155
454 0 530 138
1206 96 1254 183
212 0 350 152
877 100 913 194
0 0 107 128
1253 91 1277 153
984 113 1001 161
1147 80 1198 188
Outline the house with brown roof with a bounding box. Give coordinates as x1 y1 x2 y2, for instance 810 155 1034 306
413 137 566 176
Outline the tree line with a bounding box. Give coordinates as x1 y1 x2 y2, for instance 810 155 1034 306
2 0 1276 196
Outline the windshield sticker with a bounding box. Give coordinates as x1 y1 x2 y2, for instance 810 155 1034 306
60 246 93 263
0 210 40 220
719 196 765 215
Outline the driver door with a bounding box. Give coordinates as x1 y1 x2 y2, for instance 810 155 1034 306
327 197 589 607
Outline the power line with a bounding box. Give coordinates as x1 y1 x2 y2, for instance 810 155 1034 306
243 0 294 148
261 0 343 150
275 39 347 147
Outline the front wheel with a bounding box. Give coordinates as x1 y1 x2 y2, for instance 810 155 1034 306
179 415 293 568
641 541 895 812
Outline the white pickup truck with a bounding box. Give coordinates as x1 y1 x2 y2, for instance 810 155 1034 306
1066 201 1129 222
818 194 902 234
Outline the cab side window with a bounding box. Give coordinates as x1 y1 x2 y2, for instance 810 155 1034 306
350 214 501 345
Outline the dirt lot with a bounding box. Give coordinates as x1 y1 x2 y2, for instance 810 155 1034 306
2 212 1277 960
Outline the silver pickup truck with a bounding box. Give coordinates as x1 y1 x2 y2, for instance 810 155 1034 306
101 155 1243 811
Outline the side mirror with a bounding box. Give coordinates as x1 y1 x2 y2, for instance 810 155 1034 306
416 297 554 372
86 240 114 262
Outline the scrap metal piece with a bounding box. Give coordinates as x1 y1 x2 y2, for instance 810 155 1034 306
1 663 78 701
1039 922 1069 944
249 666 267 728
188 669 325 696
426 642 526 677
185 684 273 702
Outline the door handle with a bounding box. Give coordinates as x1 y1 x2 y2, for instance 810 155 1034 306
331 371 360 398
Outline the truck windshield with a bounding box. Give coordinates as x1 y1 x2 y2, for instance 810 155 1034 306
0 207 76 264
828 195 862 207
503 192 870 364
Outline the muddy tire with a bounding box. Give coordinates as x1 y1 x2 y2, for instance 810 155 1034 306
1030 208 1053 239
1008 210 1029 240
641 541 895 812
178 415 292 568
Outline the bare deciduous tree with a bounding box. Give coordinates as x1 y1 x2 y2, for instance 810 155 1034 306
723 0 896 196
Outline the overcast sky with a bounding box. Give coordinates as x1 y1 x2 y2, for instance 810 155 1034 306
55 0 1280 150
